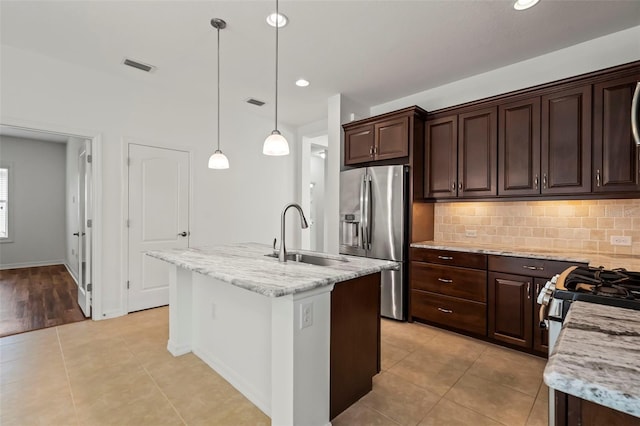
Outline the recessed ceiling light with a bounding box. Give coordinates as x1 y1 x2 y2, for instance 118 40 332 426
295 79 310 87
514 0 539 10
266 12 288 28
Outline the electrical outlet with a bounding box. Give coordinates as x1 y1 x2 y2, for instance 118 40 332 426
300 302 313 329
610 236 632 246
465 230 477 238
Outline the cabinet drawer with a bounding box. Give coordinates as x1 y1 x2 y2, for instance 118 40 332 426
410 248 487 269
411 262 487 302
488 255 582 278
411 290 487 336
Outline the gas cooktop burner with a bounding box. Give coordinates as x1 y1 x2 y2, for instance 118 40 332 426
591 283 635 298
562 266 640 300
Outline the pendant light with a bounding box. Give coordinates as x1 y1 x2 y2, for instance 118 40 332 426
208 18 230 169
263 0 289 156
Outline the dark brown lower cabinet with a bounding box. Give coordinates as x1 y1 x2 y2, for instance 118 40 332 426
488 272 533 348
533 278 549 353
555 390 640 426
330 273 381 420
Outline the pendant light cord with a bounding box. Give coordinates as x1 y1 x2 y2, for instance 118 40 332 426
275 0 279 132
217 25 221 151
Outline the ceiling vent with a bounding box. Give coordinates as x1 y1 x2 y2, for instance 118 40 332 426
123 58 155 73
246 98 266 107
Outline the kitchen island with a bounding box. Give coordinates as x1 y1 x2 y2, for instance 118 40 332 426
544 301 640 424
147 242 398 426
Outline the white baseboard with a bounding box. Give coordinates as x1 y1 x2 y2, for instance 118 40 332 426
63 263 79 284
193 345 271 417
0 259 66 270
97 309 126 320
167 340 192 356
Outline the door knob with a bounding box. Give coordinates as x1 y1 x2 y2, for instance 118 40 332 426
178 231 188 237
73 232 80 236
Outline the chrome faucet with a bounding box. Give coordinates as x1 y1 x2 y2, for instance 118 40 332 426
279 203 309 262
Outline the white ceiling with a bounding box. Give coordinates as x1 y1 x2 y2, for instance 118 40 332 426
1 1 639 128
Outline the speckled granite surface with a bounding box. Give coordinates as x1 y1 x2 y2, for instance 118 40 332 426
544 301 640 417
147 242 398 298
410 241 640 270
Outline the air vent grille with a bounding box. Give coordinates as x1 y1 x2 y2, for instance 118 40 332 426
246 98 266 107
123 58 154 73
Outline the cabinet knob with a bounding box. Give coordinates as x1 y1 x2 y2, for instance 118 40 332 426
543 173 547 189
438 278 453 283
437 255 453 260
458 182 462 190
534 175 539 189
596 169 601 187
437 307 453 314
527 282 531 299
451 182 456 192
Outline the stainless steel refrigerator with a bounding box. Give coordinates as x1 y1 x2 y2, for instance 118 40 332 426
339 165 408 320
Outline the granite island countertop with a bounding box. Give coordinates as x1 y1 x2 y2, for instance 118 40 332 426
147 242 398 298
543 301 640 417
410 241 640 270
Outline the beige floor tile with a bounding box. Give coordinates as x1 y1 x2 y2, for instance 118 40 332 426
333 399 400 426
0 326 58 346
387 351 467 396
526 392 549 426
187 392 270 426
381 340 410 371
0 349 67 385
0 380 77 426
445 374 535 426
381 322 442 353
417 331 488 368
419 398 502 426
360 371 440 425
466 346 545 396
68 362 151 406
0 337 61 364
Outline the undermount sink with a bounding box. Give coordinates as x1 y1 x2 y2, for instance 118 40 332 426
265 252 348 267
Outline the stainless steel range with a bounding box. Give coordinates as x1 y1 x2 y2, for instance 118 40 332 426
538 266 640 426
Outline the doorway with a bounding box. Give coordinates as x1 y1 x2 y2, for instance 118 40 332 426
126 143 190 313
0 124 100 335
301 135 328 252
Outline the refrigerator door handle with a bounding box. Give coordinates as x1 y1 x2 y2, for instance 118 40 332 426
360 176 367 250
365 175 373 250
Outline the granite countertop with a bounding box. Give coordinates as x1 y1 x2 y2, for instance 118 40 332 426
147 242 398 298
410 241 640 270
544 301 640 417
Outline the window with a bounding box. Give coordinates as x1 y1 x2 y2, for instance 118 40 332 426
0 167 8 239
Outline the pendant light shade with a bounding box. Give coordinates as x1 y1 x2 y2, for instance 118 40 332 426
208 150 230 169
209 18 230 169
263 130 290 156
263 0 289 156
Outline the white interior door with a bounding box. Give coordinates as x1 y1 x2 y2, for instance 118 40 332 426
77 142 92 317
128 144 189 313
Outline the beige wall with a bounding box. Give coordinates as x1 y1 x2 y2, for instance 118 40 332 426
433 199 640 255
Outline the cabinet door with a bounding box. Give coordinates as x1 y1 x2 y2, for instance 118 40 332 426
498 97 541 196
424 115 458 199
488 272 533 349
344 124 374 165
541 86 592 194
533 277 549 354
458 107 497 197
593 74 640 193
374 116 409 161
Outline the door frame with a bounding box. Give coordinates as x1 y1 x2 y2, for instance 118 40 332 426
121 138 193 314
0 117 103 320
300 133 328 250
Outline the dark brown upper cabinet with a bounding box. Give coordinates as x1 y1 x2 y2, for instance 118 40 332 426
499 86 592 197
593 74 640 193
498 97 541 196
458 107 498 197
424 115 458 199
344 124 375 165
541 85 593 195
425 107 497 199
344 115 411 166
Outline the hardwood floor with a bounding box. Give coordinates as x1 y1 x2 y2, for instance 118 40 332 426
0 265 87 337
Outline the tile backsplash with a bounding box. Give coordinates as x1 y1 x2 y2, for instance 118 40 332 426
434 199 640 255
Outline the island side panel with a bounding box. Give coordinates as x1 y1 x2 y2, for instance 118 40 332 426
190 273 272 416
271 286 334 426
330 272 381 420
167 265 193 356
